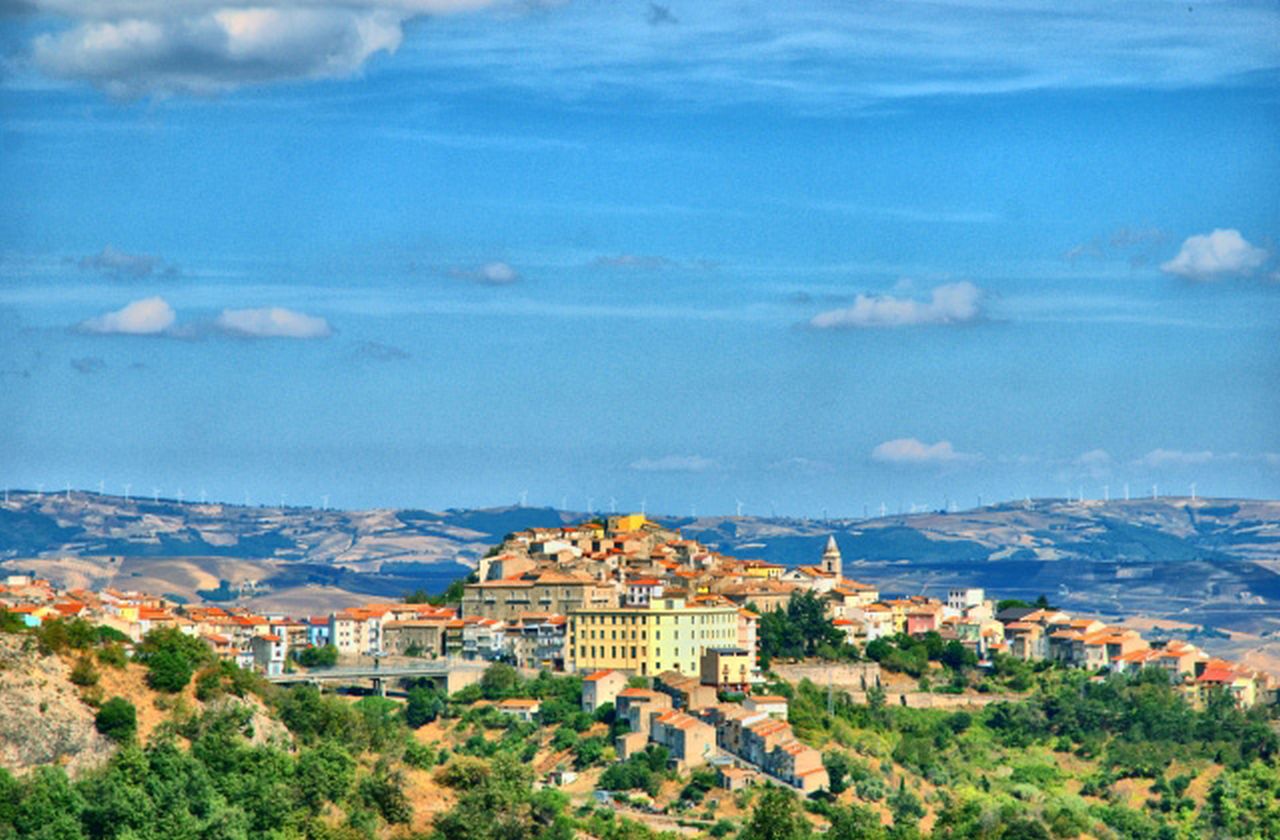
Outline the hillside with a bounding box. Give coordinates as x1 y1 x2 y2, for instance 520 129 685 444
2 491 1278 640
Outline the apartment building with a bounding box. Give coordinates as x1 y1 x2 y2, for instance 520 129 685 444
569 597 746 677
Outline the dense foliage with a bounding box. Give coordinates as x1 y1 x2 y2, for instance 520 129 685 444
755 592 859 666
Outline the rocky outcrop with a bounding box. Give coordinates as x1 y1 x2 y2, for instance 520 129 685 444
0 636 114 776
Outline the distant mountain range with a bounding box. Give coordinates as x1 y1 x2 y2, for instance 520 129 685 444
2 492 1278 637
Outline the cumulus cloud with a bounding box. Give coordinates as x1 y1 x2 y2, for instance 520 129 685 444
870 438 977 467
30 1 496 96
809 281 982 329
630 454 716 473
78 244 177 278
70 356 106 374
214 307 332 339
78 296 176 335
1137 449 1216 468
1160 229 1268 281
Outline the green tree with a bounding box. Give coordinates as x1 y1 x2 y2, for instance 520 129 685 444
94 697 137 743
296 741 356 813
480 662 520 699
741 785 812 840
828 803 887 840
295 644 339 668
823 750 852 795
405 684 445 728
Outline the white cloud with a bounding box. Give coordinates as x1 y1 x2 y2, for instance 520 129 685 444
1160 229 1268 281
1137 449 1216 468
768 457 834 475
870 438 977 467
809 281 982 329
450 260 520 285
78 296 175 334
30 1 497 96
214 307 332 339
630 454 717 473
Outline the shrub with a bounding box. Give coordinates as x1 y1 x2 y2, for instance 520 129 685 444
94 697 137 743
96 644 128 669
69 657 99 687
295 645 338 668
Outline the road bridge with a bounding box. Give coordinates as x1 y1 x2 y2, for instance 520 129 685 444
266 660 488 696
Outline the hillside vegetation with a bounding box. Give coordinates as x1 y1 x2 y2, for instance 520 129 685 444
2 611 1278 840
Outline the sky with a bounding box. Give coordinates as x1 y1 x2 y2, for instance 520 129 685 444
1 0 1279 517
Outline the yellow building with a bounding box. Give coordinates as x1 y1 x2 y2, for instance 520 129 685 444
570 597 743 677
607 513 648 533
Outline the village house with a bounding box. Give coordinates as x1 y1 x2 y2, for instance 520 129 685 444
581 669 629 713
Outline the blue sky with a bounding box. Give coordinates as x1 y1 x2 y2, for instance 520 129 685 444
2 0 1279 516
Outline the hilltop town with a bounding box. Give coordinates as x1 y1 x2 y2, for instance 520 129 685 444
5 511 1276 805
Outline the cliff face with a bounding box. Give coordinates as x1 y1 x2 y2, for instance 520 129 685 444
0 636 114 776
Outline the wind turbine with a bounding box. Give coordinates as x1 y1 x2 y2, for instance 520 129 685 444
1123 482 1130 502
518 490 528 507
609 497 617 514
1152 483 1158 500
586 496 594 514
1190 482 1197 503
735 499 744 518
640 498 647 515
65 482 71 501
98 479 105 496
1104 485 1110 502
123 483 131 502
176 488 184 504
879 502 887 517
280 493 287 509
200 488 207 504
560 495 568 512
152 487 159 503
321 494 329 510
36 483 43 497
